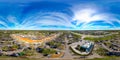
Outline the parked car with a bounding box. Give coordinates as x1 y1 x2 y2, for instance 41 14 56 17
10 53 19 57
36 48 43 53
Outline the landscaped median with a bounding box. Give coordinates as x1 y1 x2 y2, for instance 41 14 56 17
50 52 64 58
69 40 94 56
70 45 94 56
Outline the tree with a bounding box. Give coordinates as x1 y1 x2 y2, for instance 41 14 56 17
42 48 56 54
11 44 19 50
2 46 9 51
96 48 108 56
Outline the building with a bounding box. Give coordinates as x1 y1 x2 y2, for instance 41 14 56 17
81 42 94 53
107 52 120 56
70 40 94 55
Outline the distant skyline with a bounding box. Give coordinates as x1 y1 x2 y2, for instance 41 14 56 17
0 0 120 30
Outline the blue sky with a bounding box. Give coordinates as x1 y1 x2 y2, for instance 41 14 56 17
0 0 120 30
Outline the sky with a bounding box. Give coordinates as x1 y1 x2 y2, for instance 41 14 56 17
0 0 120 30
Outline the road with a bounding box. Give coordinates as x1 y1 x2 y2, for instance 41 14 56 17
71 32 118 39
1 47 26 55
101 43 113 52
63 35 73 59
71 32 117 52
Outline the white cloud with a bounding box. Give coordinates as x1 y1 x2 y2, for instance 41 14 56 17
7 15 19 25
21 12 76 29
72 7 120 29
76 24 115 30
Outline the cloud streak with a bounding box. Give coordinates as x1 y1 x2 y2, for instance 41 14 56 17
0 1 120 30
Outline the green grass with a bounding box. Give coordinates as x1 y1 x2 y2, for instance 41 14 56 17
86 56 120 60
84 34 118 42
0 56 42 60
70 46 91 56
0 58 42 60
